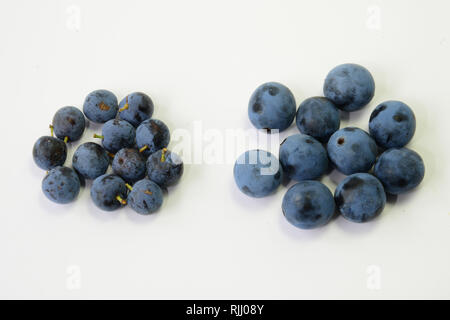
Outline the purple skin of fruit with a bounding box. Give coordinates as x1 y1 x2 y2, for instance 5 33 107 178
373 148 425 194
118 92 154 127
112 148 146 183
279 134 328 181
233 149 283 198
42 166 81 204
369 101 416 149
248 82 296 132
282 181 335 229
99 119 136 153
146 149 184 188
52 106 86 142
72 142 109 180
90 174 127 211
334 173 386 223
136 119 170 157
32 136 67 171
127 179 163 215
323 63 375 112
327 127 378 175
83 89 118 123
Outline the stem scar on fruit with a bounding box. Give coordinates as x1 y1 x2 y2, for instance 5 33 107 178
160 148 167 162
139 145 148 153
116 195 126 205
125 183 133 191
98 102 110 111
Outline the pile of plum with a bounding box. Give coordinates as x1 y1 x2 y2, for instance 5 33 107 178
33 90 183 214
234 64 425 229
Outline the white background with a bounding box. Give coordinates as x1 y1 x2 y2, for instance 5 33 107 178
0 0 449 299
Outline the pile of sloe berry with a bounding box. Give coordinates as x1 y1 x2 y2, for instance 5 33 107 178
234 64 425 229
32 90 183 214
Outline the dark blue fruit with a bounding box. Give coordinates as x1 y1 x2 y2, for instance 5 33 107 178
127 179 163 215
118 92 154 127
42 166 81 204
72 142 109 179
369 101 416 149
334 173 386 223
52 106 86 142
279 134 328 181
136 119 170 156
248 82 296 132
83 89 118 123
112 148 146 183
97 119 135 153
282 181 335 229
146 149 183 188
233 149 283 198
90 174 127 211
327 127 378 175
323 63 375 112
32 136 67 170
373 148 425 194
295 97 340 143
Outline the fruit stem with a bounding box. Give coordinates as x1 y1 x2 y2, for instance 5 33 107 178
64 136 69 143
160 148 167 162
93 134 104 139
119 103 129 112
116 195 127 205
125 183 133 191
49 124 54 137
144 190 153 195
139 145 148 153
107 152 115 158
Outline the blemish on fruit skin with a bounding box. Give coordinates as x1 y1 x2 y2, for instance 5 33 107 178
302 196 314 213
393 113 407 122
267 86 279 96
67 117 76 125
342 176 364 190
241 186 253 196
337 137 345 145
335 193 344 209
252 103 263 114
98 102 110 111
370 105 386 122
